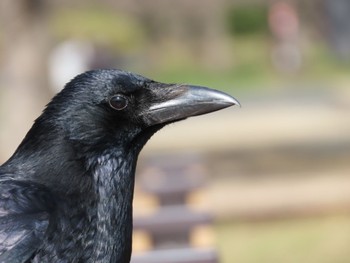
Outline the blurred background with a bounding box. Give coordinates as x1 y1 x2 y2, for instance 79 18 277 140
1 0 350 262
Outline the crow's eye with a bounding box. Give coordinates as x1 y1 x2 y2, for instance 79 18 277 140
109 95 128 110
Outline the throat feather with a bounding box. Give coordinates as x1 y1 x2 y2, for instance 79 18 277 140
91 154 136 262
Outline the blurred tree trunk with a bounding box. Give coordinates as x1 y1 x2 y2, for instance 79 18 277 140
0 0 52 161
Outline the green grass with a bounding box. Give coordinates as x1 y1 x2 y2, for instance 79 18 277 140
215 216 350 263
146 36 276 93
146 39 350 95
150 68 266 93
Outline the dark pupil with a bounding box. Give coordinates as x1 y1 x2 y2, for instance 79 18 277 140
110 95 127 110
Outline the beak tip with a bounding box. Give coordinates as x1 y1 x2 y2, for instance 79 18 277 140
210 90 241 109
234 99 242 108
227 96 241 108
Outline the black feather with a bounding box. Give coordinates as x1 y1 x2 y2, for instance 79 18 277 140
0 69 238 262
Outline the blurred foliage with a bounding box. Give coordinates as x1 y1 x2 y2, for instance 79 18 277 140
146 35 275 93
226 5 268 36
45 4 350 94
50 6 146 53
149 65 272 94
41 2 350 97
216 216 350 263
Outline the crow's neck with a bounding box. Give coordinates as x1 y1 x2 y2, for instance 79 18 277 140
31 150 138 263
88 151 137 263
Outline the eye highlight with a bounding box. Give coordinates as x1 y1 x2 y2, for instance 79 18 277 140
109 95 128 110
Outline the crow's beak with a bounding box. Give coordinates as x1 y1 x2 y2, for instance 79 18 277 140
143 84 240 126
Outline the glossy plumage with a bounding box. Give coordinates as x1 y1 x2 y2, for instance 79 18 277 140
0 69 238 262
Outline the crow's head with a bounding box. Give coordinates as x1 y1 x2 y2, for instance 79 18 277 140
18 69 239 159
39 69 239 155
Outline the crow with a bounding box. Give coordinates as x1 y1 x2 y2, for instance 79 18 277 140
0 69 239 263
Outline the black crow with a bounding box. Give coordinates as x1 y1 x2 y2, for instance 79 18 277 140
0 69 239 263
